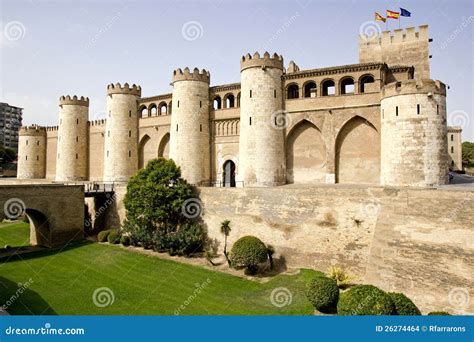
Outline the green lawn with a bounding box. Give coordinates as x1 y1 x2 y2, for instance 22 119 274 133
0 220 30 247
0 222 320 315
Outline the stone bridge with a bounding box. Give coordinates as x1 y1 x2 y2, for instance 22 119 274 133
0 184 84 247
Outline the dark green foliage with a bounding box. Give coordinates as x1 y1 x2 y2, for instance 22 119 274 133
120 235 130 246
230 236 268 275
107 231 121 244
97 230 112 242
462 141 474 166
122 158 207 255
306 277 339 312
428 311 451 315
337 285 395 315
388 292 421 315
220 220 231 266
0 144 16 163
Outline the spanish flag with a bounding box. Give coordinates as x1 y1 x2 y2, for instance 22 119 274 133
386 10 400 19
375 12 386 22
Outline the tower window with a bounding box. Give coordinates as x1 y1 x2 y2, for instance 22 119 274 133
249 117 252 126
200 124 202 132
36 155 39 161
451 134 454 141
107 150 109 157
129 130 131 137
274 89 277 98
76 136 78 142
437 105 439 115
129 150 131 157
200 101 202 108
250 90 252 98
37 140 39 145
451 146 454 153
177 101 180 108
395 106 399 117
417 104 420 114
176 124 178 132
76 153 78 159
129 110 132 117
26 140 28 145
77 118 79 124
25 156 27 160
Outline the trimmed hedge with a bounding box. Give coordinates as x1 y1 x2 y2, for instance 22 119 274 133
230 236 268 274
338 285 395 315
120 235 131 246
97 230 112 242
428 311 451 315
388 292 421 315
107 231 121 244
306 277 339 312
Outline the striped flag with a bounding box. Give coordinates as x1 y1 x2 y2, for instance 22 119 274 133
386 10 400 19
375 12 386 22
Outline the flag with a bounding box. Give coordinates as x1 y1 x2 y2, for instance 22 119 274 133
386 10 400 19
400 8 411 17
375 12 386 22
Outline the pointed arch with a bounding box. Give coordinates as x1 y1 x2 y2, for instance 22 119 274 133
138 134 152 169
158 133 170 159
286 119 326 184
335 115 380 184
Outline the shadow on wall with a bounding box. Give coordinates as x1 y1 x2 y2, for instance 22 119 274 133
0 276 57 315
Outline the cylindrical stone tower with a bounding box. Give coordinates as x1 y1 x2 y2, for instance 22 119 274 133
55 95 89 181
380 79 448 186
169 68 210 185
17 125 47 179
103 83 141 182
238 52 286 187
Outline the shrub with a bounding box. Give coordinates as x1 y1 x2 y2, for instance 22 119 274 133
306 277 339 313
97 229 112 242
4 245 11 249
388 292 421 315
337 285 395 315
428 311 451 315
230 236 268 275
107 231 121 244
326 266 354 288
120 235 131 246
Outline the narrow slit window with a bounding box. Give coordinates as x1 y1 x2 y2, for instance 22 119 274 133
129 150 131 157
76 153 78 159
437 105 439 115
76 136 78 142
107 151 109 157
177 101 179 108
396 106 399 117
129 110 132 117
77 118 79 124
249 117 252 126
274 89 277 98
250 90 252 98
176 124 178 132
36 155 39 161
26 155 28 160
128 130 131 137
200 101 202 108
417 104 420 114
200 124 202 132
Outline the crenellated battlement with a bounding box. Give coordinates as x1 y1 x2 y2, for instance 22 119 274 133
46 126 59 131
19 125 47 136
88 119 106 126
59 95 89 107
172 67 210 84
382 79 446 99
240 52 283 72
359 25 429 45
107 82 142 97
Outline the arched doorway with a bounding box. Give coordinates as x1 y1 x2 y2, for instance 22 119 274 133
25 208 50 247
335 116 380 184
158 133 170 159
223 160 236 187
138 135 152 169
286 120 326 183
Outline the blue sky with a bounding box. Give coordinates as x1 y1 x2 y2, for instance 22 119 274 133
1 0 473 141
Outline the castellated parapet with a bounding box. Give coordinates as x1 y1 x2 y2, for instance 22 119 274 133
359 25 430 80
103 83 141 182
172 67 210 84
55 95 89 181
238 52 286 186
107 83 142 97
17 125 47 179
240 52 284 72
169 68 210 184
380 79 448 186
59 95 89 107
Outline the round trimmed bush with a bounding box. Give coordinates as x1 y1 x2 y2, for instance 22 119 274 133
107 231 121 244
428 311 451 315
97 230 111 242
337 285 395 315
388 292 421 315
306 276 339 312
120 235 131 246
230 236 268 274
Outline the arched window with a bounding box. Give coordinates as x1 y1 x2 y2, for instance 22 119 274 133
168 101 172 115
359 75 375 93
321 79 335 96
158 102 167 115
213 96 222 110
304 82 317 98
224 94 235 108
149 104 157 116
287 84 299 99
236 92 241 107
223 160 236 187
340 77 355 95
139 105 148 117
